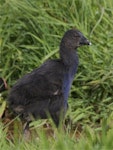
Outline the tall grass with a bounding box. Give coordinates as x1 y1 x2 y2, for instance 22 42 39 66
0 0 113 149
1 118 113 150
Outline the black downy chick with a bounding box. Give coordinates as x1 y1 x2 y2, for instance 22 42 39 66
7 29 91 132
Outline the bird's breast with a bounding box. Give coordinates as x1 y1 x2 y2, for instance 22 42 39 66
63 64 78 106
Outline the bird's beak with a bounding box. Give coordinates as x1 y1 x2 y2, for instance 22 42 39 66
80 36 91 46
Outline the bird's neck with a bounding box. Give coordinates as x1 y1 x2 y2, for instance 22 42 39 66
60 45 79 106
60 45 79 69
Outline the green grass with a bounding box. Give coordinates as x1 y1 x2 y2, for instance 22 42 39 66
0 0 113 149
1 119 113 150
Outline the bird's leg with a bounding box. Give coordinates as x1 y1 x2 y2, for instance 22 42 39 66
21 112 32 140
23 121 30 133
23 121 31 140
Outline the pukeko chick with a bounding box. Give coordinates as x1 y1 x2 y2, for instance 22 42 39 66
0 78 7 92
7 29 91 133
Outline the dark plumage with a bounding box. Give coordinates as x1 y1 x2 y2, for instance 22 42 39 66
0 78 7 92
7 29 91 132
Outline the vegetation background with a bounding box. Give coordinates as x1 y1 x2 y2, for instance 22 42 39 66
0 0 113 149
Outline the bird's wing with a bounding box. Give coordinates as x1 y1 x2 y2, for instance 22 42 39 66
11 60 65 101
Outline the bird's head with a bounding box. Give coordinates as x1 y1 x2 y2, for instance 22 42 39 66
61 29 91 49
